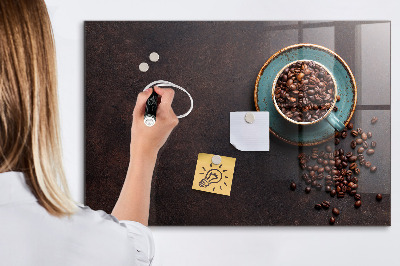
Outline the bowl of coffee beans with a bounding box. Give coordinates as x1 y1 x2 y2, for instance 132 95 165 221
272 60 343 129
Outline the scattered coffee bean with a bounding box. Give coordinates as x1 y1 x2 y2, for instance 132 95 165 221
362 141 369 149
349 156 357 162
367 132 372 139
332 208 340 216
336 95 341 102
290 182 296 191
365 161 371 168
357 147 365 154
361 132 367 140
366 149 375 155
329 217 335 225
370 166 377 173
305 187 311 194
371 141 377 148
333 106 338 112
315 204 322 210
371 116 378 124
376 193 382 201
350 140 357 149
357 128 363 135
321 201 330 209
341 131 347 139
334 138 340 145
356 138 363 145
330 189 336 197
325 185 332 192
325 145 332 152
347 122 354 130
354 194 361 200
354 168 360 175
354 200 362 208
351 130 358 137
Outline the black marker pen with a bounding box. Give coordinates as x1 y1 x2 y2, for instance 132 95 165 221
144 87 158 127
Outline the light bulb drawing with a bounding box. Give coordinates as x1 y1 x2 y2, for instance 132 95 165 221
198 164 229 191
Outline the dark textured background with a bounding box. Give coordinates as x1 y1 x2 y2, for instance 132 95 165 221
85 21 391 225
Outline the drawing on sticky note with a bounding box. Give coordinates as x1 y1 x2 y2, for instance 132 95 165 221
192 153 236 196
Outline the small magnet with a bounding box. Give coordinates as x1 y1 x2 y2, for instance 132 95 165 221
149 52 160 62
139 62 149 72
211 155 222 165
244 112 255 124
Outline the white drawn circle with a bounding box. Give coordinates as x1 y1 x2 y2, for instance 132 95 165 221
139 62 149 72
149 52 160 62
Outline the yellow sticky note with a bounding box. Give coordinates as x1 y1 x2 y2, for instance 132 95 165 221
192 153 236 196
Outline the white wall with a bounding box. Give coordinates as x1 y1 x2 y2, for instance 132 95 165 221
47 0 400 265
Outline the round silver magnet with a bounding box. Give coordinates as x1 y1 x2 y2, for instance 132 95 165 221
244 112 255 124
139 62 149 72
211 155 222 165
149 52 160 62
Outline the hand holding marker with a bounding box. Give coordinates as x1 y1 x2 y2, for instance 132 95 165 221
143 80 194 127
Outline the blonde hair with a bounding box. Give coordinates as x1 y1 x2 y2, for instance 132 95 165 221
0 0 76 216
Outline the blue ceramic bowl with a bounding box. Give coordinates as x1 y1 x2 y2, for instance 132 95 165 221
254 44 357 146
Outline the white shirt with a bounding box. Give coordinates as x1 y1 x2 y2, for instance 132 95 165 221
0 171 155 266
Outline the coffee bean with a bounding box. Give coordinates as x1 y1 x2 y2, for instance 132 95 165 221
354 200 362 208
371 116 378 124
367 132 372 139
315 183 323 191
325 185 332 192
350 140 357 149
350 190 357 196
321 201 330 209
354 194 361 200
305 187 311 194
325 145 332 152
330 189 336 197
332 208 340 216
354 168 360 175
356 138 363 145
349 156 357 162
366 149 375 155
336 95 341 102
357 147 364 154
315 204 322 210
357 128 363 135
290 182 296 191
365 161 371 168
329 217 335 225
347 122 354 130
349 162 357 170
371 141 377 148
376 193 382 201
335 138 340 145
341 131 347 139
361 133 367 140
362 141 369 149
337 191 345 198
351 130 358 137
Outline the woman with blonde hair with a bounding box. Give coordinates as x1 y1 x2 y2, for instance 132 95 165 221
0 0 178 265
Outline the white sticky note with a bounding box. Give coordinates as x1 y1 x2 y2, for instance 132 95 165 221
230 111 269 151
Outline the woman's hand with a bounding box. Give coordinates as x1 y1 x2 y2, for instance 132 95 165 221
130 86 179 157
112 87 178 225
